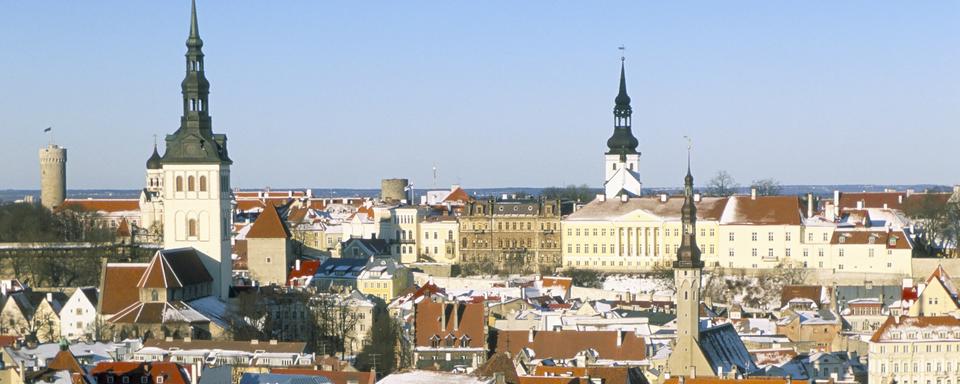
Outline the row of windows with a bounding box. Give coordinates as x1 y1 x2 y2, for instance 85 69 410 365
175 175 207 192
567 227 715 238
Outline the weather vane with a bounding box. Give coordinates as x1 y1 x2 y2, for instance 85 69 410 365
618 45 626 62
683 135 692 167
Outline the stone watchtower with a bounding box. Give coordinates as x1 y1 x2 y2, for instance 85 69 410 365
39 144 67 209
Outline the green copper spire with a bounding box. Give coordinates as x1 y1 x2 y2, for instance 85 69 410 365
162 0 230 165
675 147 702 269
606 58 639 161
187 0 201 48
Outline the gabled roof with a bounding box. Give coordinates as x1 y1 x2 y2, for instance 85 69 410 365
720 196 802 225
495 329 646 361
566 196 727 221
870 315 960 343
288 260 322 286
108 301 209 325
780 286 827 308
247 205 292 239
90 362 191 384
116 218 131 237
100 263 148 314
415 300 486 348
138 249 213 289
698 323 758 375
78 287 98 307
61 199 140 213
831 230 911 249
924 265 960 307
48 349 85 374
270 369 375 384
838 192 905 210
444 187 470 203
342 238 390 256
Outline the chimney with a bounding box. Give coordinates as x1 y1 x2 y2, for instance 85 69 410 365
269 339 278 345
251 339 259 345
717 366 723 378
295 259 301 271
883 203 888 209
528 329 535 343
184 336 191 342
751 188 757 200
46 292 52 303
441 302 447 330
856 200 864 210
190 363 198 384
660 193 668 203
453 303 460 331
693 193 701 203
679 375 685 384
806 193 814 218
616 331 623 347
597 194 606 202
620 194 628 203
898 194 904 204
833 190 840 207
690 366 697 379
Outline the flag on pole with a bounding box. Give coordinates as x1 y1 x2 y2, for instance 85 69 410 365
43 127 52 133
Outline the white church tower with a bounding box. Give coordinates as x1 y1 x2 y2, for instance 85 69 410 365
603 59 643 198
160 0 233 300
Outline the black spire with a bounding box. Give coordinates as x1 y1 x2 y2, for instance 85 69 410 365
675 152 703 269
146 143 162 170
606 59 639 161
162 0 230 165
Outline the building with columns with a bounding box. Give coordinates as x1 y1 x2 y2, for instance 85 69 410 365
158 0 233 300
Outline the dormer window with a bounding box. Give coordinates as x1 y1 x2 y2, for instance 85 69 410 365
460 335 471 348
429 335 440 348
445 334 456 347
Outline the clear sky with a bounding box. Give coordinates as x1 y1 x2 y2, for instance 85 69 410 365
1 1 957 190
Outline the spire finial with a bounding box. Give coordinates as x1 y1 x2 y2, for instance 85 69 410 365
187 0 203 48
684 135 692 176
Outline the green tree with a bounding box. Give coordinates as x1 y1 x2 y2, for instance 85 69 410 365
540 184 597 203
355 301 401 378
561 268 602 289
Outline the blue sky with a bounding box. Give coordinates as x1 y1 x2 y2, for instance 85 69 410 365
1 1 957 190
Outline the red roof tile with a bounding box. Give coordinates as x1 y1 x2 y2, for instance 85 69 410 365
870 315 960 343
100 264 148 314
288 260 321 287
415 300 486 348
62 199 140 213
495 329 646 361
90 362 191 384
247 205 292 239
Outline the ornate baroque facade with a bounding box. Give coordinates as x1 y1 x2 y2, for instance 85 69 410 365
458 198 562 273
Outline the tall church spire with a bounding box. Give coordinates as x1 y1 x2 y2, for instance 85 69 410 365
606 58 639 161
675 145 702 269
162 0 230 165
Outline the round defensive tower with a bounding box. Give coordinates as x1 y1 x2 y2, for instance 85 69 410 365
381 178 409 202
39 144 67 209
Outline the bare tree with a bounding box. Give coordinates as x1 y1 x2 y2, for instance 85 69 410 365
750 178 782 196
706 171 739 197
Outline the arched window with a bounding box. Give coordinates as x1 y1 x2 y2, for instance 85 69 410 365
199 176 207 192
188 219 197 237
188 176 195 191
176 176 183 192
151 289 159 301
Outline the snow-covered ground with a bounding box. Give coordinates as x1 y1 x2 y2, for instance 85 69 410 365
602 275 673 296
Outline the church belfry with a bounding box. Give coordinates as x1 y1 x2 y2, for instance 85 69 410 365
665 153 714 377
602 57 643 198
159 0 233 300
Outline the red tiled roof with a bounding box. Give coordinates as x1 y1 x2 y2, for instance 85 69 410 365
781 286 825 308
90 362 191 384
62 199 139 213
271 369 375 384
839 192 904 210
48 349 84 374
444 187 470 203
415 300 486 348
664 378 789 384
100 264 148 314
530 366 633 384
721 196 802 225
831 230 910 250
116 218 131 237
288 260 321 287
247 205 292 239
870 315 960 342
495 330 646 361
